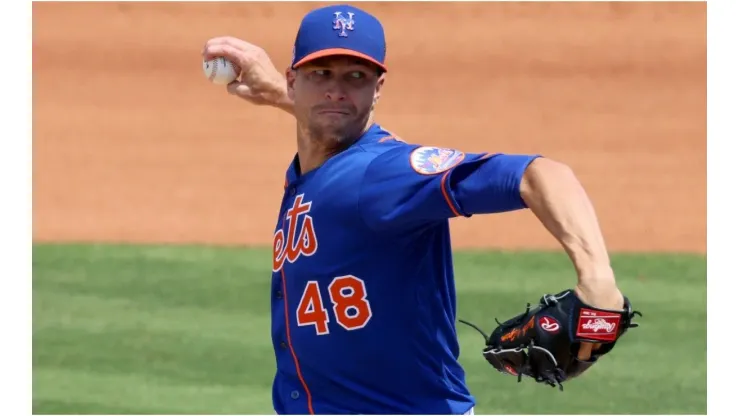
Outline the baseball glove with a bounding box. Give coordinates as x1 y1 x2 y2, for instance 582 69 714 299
459 289 641 391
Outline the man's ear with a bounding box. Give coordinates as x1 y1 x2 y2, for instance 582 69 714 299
373 73 385 105
286 68 297 101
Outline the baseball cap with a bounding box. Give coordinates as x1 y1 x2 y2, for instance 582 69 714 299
291 4 387 72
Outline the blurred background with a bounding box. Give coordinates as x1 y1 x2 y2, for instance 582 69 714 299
33 1 706 253
32 2 706 414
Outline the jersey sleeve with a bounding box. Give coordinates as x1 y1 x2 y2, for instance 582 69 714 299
358 145 541 232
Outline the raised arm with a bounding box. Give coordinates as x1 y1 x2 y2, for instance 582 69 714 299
202 36 294 115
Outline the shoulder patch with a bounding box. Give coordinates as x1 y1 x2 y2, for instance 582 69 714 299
409 146 465 175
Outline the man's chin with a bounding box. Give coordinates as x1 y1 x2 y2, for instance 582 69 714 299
316 113 353 127
311 120 354 138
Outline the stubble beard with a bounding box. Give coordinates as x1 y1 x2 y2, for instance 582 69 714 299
307 116 364 150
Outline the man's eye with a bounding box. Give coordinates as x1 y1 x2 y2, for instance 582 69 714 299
349 71 365 79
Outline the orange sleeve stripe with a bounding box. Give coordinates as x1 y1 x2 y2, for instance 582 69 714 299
281 268 315 414
379 134 407 143
438 152 494 216
440 170 462 217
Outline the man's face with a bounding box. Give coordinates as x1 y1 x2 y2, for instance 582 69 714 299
287 56 384 147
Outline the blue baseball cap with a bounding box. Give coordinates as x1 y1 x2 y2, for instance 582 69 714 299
291 4 387 72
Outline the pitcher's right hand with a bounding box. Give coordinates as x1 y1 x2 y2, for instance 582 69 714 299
202 36 293 113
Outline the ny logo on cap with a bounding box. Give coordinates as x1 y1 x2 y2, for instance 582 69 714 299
333 11 354 37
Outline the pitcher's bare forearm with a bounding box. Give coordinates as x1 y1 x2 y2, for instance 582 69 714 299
520 158 618 291
519 157 622 362
273 87 295 116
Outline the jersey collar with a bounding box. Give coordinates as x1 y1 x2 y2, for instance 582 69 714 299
284 123 388 187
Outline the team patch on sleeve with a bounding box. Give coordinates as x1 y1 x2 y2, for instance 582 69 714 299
409 146 465 175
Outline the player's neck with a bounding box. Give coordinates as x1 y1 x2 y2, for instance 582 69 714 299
295 137 334 175
294 118 374 175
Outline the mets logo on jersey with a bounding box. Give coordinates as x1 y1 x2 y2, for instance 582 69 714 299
333 11 355 37
409 146 465 175
273 194 318 272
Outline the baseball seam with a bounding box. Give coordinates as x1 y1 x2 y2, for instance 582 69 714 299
208 58 219 82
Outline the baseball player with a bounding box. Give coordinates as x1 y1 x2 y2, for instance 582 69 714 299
202 4 625 415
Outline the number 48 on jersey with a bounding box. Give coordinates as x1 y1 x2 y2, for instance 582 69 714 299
296 275 373 335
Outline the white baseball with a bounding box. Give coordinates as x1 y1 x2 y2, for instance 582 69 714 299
203 56 239 85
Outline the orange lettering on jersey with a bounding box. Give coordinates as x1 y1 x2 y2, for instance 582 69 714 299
328 275 372 331
296 281 330 335
297 216 318 255
297 275 373 335
272 194 318 272
273 229 286 271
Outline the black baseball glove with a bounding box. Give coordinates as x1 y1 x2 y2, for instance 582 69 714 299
459 289 641 390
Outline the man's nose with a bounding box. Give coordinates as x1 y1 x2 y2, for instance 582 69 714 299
324 81 347 101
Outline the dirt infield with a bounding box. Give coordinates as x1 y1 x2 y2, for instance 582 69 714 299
32 2 706 253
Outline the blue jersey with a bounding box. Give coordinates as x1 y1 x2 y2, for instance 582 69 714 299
271 123 540 414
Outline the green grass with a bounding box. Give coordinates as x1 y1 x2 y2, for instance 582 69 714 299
32 243 707 414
